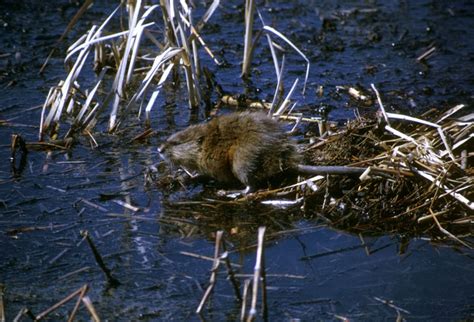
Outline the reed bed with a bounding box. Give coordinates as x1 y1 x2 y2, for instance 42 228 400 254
38 0 307 143
39 0 220 140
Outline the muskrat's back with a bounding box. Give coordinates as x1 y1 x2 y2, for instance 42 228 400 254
159 112 299 190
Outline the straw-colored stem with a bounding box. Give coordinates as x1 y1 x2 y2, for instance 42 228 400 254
221 238 242 302
196 231 223 314
240 279 251 322
247 226 266 322
67 285 89 322
81 296 101 322
242 0 256 77
35 285 88 320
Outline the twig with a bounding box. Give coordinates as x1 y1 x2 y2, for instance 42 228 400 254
6 224 69 236
416 46 436 62
79 198 108 212
332 313 350 321
417 209 450 223
35 285 88 320
322 174 330 210
275 78 299 116
111 199 140 212
436 104 464 123
235 273 305 279
263 25 310 94
48 248 70 266
26 141 73 151
373 296 411 314
180 251 241 267
301 243 376 260
130 129 155 142
67 285 89 322
348 87 370 102
58 267 91 281
80 230 120 286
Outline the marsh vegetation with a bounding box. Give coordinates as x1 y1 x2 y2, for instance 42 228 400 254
1 0 472 320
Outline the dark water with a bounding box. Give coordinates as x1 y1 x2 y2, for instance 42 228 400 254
1 0 473 320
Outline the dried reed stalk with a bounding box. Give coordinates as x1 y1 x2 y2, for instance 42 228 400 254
247 226 267 322
196 230 224 314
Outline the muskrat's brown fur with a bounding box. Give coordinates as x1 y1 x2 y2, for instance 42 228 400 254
158 112 300 191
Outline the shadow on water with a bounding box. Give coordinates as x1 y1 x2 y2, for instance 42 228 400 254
0 0 473 320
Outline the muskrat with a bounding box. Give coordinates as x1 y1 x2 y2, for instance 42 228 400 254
158 112 300 192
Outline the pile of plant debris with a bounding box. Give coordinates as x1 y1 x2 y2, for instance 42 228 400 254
298 103 472 246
